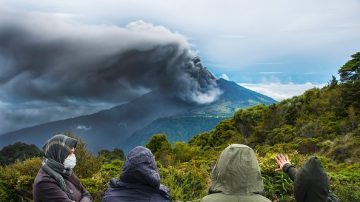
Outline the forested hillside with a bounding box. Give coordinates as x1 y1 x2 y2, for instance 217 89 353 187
0 53 359 202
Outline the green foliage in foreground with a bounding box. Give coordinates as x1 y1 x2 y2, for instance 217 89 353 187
1 136 359 202
0 157 42 201
1 52 360 202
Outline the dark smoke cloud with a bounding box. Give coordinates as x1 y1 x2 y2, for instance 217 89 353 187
0 10 221 104
0 101 111 134
0 9 221 134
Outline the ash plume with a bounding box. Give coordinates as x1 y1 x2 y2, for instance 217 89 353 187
0 9 222 134
0 10 221 105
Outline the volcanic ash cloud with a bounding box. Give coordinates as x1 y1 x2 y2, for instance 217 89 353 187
0 10 221 105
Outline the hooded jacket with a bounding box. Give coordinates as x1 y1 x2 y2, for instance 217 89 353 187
33 168 91 202
33 134 92 202
283 156 339 202
201 144 271 202
102 146 171 202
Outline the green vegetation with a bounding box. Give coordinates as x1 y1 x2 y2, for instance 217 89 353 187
0 157 42 201
0 142 42 165
98 148 125 163
0 52 359 201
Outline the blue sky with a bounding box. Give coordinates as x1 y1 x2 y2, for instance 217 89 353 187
0 0 359 133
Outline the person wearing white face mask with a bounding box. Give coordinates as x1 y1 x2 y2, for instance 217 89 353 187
64 153 77 169
33 134 92 202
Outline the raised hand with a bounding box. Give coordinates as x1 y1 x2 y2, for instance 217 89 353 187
275 154 290 171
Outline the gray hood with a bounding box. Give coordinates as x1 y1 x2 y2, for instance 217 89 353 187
209 144 265 195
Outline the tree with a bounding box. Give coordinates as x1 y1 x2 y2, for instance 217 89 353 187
0 142 43 165
339 52 360 83
328 75 338 88
98 148 125 163
146 134 172 166
173 142 199 162
234 105 267 137
338 52 360 109
348 106 358 131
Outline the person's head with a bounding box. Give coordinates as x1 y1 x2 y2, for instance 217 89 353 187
294 156 330 202
43 134 78 169
120 146 160 188
209 144 265 195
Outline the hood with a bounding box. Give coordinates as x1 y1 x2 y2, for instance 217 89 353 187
120 146 160 189
209 144 265 195
43 134 78 164
294 156 329 202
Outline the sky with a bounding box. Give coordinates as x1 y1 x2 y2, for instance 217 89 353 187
0 0 359 134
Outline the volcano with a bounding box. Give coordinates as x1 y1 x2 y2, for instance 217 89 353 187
0 79 276 152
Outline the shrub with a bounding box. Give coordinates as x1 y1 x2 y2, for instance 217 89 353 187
81 159 124 201
0 157 41 202
158 162 209 201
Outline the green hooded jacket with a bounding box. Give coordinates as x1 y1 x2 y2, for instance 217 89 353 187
201 144 271 202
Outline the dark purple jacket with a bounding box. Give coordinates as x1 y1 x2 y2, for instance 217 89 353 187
102 146 171 202
33 168 91 202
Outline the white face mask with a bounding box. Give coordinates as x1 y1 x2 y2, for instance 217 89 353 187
63 153 76 169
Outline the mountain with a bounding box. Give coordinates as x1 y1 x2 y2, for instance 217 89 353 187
0 79 276 152
122 78 275 151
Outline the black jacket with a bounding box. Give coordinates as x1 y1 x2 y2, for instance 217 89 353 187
283 156 339 202
102 146 170 202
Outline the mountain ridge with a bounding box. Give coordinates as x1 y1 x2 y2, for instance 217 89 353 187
0 79 276 152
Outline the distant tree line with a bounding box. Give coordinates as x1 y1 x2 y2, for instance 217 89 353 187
0 142 43 166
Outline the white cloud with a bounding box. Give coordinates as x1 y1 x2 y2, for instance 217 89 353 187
192 87 223 104
239 82 326 101
76 125 91 131
220 73 230 80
